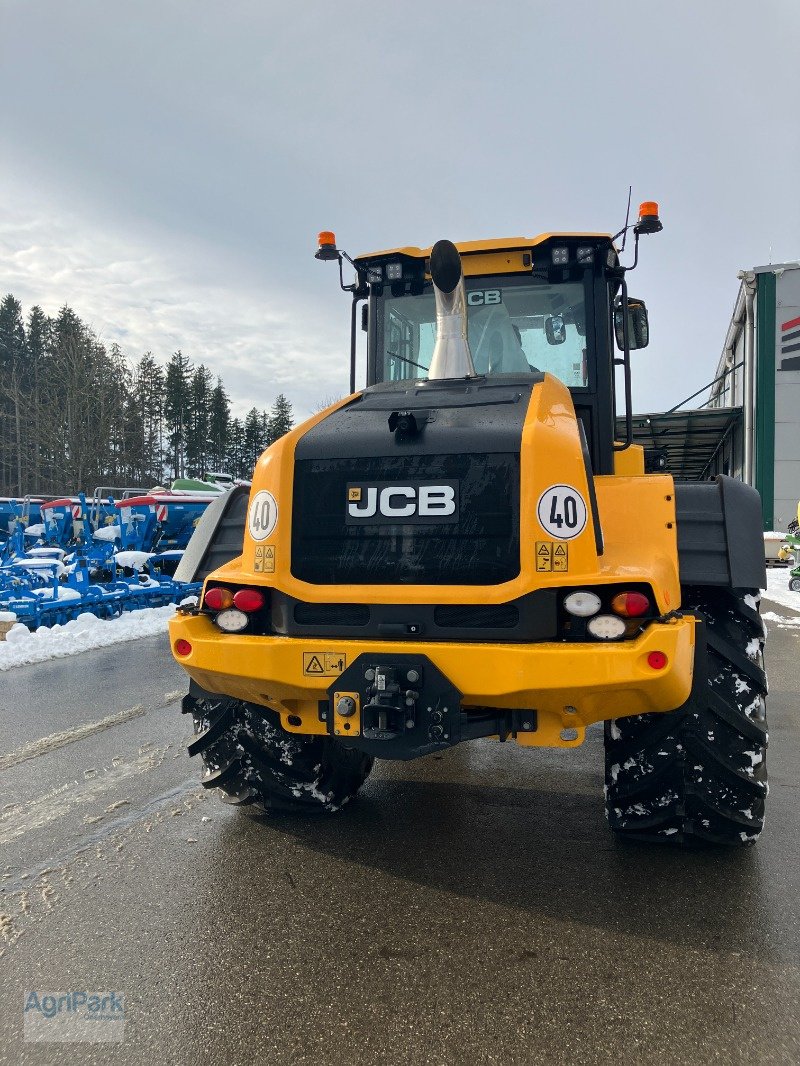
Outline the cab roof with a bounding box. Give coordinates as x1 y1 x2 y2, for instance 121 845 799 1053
355 233 617 262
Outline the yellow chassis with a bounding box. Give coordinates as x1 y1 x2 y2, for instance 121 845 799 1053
169 612 697 749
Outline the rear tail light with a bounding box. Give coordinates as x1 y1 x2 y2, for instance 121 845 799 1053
610 591 650 617
174 639 192 656
647 651 668 670
215 608 250 633
563 591 602 617
204 586 233 611
233 588 266 613
587 614 626 640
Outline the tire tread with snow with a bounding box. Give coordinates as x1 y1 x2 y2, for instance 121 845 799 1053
184 694 374 813
604 586 768 846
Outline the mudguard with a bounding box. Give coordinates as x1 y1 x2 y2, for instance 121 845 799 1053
173 486 249 584
675 475 766 589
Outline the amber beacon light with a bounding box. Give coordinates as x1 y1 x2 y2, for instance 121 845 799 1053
315 230 340 261
634 201 663 235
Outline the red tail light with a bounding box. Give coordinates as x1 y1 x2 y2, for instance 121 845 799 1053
610 591 650 617
204 586 233 611
175 639 192 656
647 651 668 670
233 588 266 613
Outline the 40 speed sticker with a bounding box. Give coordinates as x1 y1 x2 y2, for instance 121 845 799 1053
536 484 587 540
248 490 278 542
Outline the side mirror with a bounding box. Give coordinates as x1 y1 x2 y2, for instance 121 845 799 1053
545 314 566 345
615 299 649 350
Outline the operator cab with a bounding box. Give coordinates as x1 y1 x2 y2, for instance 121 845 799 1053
316 216 659 477
358 236 621 474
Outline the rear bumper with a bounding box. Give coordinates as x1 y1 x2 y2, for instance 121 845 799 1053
169 612 697 749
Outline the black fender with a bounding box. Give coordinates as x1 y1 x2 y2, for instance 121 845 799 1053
675 475 766 590
173 486 249 584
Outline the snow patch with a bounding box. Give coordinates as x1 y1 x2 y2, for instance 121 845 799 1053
763 569 800 614
114 550 154 571
761 611 800 630
93 524 120 542
745 638 761 661
0 605 176 671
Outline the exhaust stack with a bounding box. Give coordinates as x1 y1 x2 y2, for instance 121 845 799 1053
427 240 476 380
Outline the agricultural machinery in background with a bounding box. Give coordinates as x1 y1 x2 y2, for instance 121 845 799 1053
0 476 241 630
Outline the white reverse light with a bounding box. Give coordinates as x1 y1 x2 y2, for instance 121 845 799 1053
215 608 250 633
386 262 403 280
564 591 602 617
587 614 626 640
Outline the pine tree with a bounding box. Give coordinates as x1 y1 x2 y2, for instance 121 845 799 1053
163 350 193 479
186 363 213 477
243 407 265 472
0 295 27 494
25 306 51 492
129 353 165 486
267 393 294 445
226 417 246 478
208 377 230 472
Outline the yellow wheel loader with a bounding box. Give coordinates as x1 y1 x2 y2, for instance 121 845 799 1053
170 204 768 845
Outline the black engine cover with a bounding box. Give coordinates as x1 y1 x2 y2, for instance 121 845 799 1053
292 376 537 586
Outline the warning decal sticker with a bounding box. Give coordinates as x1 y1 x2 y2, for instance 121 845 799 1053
303 652 347 677
535 541 569 572
254 545 275 574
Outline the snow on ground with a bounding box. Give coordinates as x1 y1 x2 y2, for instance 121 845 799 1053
763 568 800 615
0 605 176 671
762 610 800 630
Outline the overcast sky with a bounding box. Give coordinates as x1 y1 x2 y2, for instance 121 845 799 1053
1 0 798 421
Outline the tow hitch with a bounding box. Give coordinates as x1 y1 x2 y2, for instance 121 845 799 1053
328 654 462 760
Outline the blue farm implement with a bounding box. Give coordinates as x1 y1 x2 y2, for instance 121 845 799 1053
0 497 45 549
0 484 225 630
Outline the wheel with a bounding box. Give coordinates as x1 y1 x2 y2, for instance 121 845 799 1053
604 586 768 846
185 694 374 813
789 577 800 593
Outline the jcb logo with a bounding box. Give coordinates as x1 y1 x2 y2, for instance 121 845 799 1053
467 289 501 306
346 481 458 525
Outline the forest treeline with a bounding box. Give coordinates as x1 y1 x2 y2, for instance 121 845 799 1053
0 294 294 496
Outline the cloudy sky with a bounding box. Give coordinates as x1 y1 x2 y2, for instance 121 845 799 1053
1 0 798 420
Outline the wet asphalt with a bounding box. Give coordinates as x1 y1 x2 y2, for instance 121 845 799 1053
0 599 799 1066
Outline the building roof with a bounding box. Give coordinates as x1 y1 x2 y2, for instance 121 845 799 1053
617 406 743 480
752 261 800 274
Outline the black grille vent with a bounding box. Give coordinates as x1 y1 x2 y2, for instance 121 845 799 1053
291 453 520 586
293 602 370 626
434 603 519 628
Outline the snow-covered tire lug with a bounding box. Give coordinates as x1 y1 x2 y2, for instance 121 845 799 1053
604 586 768 847
186 693 374 814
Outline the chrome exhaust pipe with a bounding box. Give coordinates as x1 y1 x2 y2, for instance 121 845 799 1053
427 239 476 380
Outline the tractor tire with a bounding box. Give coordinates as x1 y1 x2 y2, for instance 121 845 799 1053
185 694 374 813
789 577 800 593
604 586 768 846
